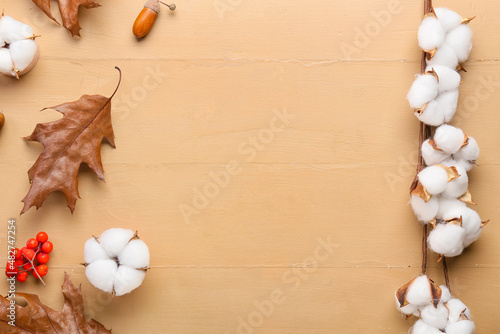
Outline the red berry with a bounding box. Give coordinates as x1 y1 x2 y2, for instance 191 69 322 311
26 238 38 249
36 232 49 243
21 248 35 261
35 264 48 277
5 263 18 277
6 262 16 271
41 241 53 254
23 263 33 271
17 271 28 282
36 252 50 264
15 259 24 267
5 270 16 278
11 248 21 260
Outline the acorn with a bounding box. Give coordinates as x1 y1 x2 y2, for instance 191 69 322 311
133 0 176 39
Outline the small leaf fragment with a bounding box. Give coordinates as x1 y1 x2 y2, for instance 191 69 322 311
396 278 416 307
444 216 463 227
461 16 476 24
436 165 460 182
458 190 476 205
411 181 432 202
429 281 442 308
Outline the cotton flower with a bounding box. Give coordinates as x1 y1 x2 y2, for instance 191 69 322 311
442 207 482 247
422 139 450 166
0 14 40 78
418 165 449 195
426 65 461 93
407 73 439 109
440 285 452 303
84 228 150 296
418 15 446 52
447 298 471 323
411 194 439 223
434 7 463 32
445 320 475 334
434 125 466 155
421 302 449 330
418 8 474 69
412 319 443 334
428 223 465 257
405 275 439 306
445 24 473 63
455 137 479 161
436 196 466 219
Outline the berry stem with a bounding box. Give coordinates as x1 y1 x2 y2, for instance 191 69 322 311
21 248 46 287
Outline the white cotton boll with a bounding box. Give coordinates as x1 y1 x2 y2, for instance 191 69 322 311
0 15 39 78
442 164 468 199
0 15 34 43
99 228 135 258
427 45 459 69
415 99 445 126
421 303 449 330
440 285 451 303
428 223 465 257
445 24 473 63
411 194 439 223
407 74 439 109
9 40 38 72
411 319 443 334
445 320 475 334
443 207 482 248
418 166 448 195
118 239 150 269
422 139 450 166
426 65 461 93
454 137 479 162
398 303 420 317
0 48 14 76
437 197 466 219
418 16 446 51
434 125 465 154
447 299 471 323
439 90 460 123
455 159 473 172
394 292 419 316
406 275 433 306
85 259 118 294
113 265 146 296
84 237 110 263
434 8 462 32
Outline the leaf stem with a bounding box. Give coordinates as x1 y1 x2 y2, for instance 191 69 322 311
110 67 122 100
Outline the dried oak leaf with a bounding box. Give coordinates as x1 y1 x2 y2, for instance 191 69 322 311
0 272 111 333
21 67 121 215
32 0 101 37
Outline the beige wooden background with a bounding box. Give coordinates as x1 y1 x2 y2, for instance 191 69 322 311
0 0 499 333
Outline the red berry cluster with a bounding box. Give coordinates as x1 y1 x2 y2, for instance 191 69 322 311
5 232 53 285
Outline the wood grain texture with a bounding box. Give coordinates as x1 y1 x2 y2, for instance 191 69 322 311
0 0 499 333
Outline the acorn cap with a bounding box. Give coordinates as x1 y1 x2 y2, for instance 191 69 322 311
144 0 160 13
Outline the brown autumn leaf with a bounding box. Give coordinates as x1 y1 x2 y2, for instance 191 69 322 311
21 67 121 215
0 272 111 333
32 0 101 37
